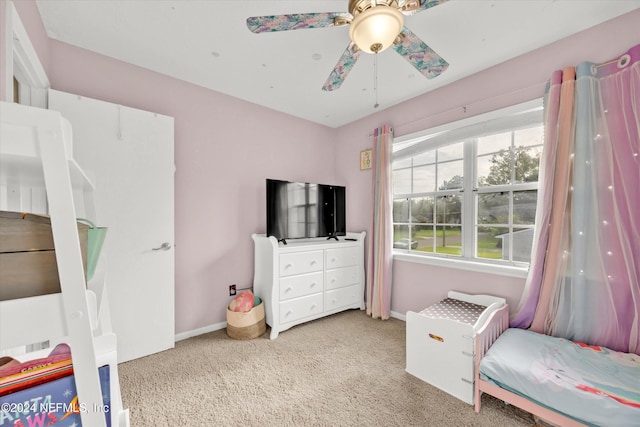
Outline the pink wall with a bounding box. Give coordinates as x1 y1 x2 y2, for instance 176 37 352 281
46 42 339 333
47 41 339 333
335 9 640 316
392 261 525 313
7 2 640 332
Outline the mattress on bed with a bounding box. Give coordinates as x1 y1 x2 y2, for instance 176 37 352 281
479 328 640 427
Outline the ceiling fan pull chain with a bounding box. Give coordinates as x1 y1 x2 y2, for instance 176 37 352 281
374 53 379 109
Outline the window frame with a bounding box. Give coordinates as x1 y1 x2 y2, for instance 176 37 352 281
392 99 543 278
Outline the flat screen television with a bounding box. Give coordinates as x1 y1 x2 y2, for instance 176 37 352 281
266 179 345 243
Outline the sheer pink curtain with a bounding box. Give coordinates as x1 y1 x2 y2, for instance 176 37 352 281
512 44 640 355
366 125 393 319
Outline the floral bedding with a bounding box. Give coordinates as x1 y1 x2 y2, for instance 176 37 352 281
479 328 640 427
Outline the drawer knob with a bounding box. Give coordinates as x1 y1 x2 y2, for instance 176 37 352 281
310 282 317 287
310 260 317 265
286 309 293 317
285 287 293 293
310 304 317 310
285 263 293 269
331 258 336 263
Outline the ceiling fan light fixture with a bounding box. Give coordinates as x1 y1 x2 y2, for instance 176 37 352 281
349 6 404 54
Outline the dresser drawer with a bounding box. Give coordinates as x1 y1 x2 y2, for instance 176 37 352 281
325 246 359 269
279 250 323 277
325 265 360 290
279 271 323 301
325 285 361 311
280 293 323 323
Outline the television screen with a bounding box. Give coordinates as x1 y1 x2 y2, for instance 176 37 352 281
266 179 345 242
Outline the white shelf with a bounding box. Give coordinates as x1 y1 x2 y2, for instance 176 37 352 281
0 103 94 191
0 101 128 427
0 291 97 351
0 154 94 190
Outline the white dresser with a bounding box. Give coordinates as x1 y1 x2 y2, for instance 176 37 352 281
252 232 366 339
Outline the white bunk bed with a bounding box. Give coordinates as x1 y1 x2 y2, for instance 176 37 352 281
0 101 129 426
405 291 507 404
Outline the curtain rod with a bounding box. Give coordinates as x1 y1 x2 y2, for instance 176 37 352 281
368 126 394 137
594 52 631 69
367 49 632 138
368 81 546 137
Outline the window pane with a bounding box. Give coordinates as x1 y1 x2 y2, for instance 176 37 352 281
435 225 462 256
416 241 434 253
513 190 537 224
479 148 513 186
393 169 411 195
514 146 541 183
413 164 436 193
393 198 409 222
437 160 463 190
514 126 543 148
478 192 509 224
477 153 497 187
413 150 436 166
477 226 508 260
437 142 463 161
477 132 511 156
410 197 434 224
393 224 411 248
393 158 412 169
410 198 433 252
436 195 462 224
512 227 534 262
413 223 434 253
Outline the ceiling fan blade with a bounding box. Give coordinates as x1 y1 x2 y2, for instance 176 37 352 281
402 0 449 16
392 27 449 79
247 12 350 33
322 42 362 92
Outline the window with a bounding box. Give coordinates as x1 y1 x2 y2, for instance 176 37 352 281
392 100 543 268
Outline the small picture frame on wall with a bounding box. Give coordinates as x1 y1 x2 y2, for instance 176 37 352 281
360 149 372 170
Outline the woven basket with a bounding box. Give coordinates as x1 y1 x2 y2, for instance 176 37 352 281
226 301 266 340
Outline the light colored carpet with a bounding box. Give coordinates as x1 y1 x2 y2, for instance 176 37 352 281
118 310 535 426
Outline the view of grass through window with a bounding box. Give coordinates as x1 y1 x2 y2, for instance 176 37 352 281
392 121 543 264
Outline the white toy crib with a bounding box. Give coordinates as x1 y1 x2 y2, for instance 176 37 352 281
406 291 507 404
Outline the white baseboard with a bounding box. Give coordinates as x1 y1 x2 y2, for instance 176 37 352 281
175 321 227 342
176 311 406 342
390 310 406 321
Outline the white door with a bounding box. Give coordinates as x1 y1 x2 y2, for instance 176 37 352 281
49 90 175 362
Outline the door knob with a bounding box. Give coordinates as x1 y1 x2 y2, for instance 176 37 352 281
152 242 172 251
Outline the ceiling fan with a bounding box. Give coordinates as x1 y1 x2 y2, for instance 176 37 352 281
246 0 450 91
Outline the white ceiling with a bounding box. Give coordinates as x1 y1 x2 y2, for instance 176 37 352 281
35 0 639 128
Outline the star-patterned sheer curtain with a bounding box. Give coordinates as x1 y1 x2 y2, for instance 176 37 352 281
511 44 640 355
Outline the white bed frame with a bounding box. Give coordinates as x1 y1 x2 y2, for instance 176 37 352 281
406 291 506 404
474 307 587 427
